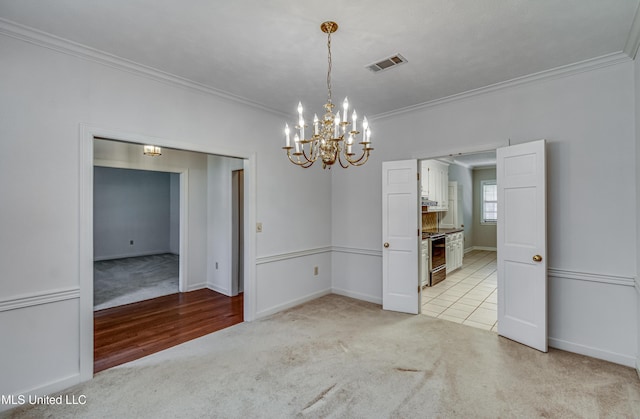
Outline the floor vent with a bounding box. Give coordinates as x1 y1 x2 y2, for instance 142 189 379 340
366 54 408 73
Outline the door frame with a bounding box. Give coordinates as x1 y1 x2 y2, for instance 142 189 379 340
79 124 257 381
416 143 503 307
92 159 189 293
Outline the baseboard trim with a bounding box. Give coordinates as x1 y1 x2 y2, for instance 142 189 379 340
331 288 382 305
549 337 635 368
0 288 80 312
186 283 207 292
93 250 174 261
0 373 81 413
255 289 331 318
256 246 332 265
207 284 231 296
470 246 497 252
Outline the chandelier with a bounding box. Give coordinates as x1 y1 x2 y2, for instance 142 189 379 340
143 145 162 156
283 21 373 169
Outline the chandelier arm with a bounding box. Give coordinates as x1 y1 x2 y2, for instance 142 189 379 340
301 143 319 163
344 148 372 166
337 151 350 169
285 149 313 167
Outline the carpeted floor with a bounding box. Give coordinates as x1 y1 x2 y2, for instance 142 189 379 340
93 254 179 310
6 294 640 418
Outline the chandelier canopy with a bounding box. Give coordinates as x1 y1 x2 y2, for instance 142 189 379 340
283 21 373 169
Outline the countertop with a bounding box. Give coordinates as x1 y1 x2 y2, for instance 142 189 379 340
422 228 464 240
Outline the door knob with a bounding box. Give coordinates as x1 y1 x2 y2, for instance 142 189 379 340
384 242 390 248
532 255 542 262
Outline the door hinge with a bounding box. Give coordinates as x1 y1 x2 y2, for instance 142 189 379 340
417 229 420 236
417 172 420 181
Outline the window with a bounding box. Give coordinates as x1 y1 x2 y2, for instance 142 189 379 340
481 180 497 224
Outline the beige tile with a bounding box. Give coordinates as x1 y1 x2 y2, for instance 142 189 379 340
441 307 470 320
422 307 445 317
437 314 465 324
448 303 477 314
436 293 460 303
480 301 497 310
462 320 493 331
426 299 452 309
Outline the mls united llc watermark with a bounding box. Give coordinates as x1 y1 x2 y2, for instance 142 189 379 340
2 394 87 406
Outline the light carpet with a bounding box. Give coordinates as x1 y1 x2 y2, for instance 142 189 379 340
6 294 640 418
93 254 179 310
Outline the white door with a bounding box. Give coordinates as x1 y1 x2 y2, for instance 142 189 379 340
382 159 420 314
497 139 547 352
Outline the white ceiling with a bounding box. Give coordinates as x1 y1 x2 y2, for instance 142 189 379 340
1 0 639 119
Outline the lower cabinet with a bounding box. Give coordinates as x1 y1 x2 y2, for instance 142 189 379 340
446 232 463 273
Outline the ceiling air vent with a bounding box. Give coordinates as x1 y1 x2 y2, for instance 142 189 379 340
366 54 408 73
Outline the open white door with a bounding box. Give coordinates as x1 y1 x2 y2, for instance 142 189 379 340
382 159 420 314
497 139 547 352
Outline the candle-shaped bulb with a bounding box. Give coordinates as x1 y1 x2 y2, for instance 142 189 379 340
284 123 290 147
294 133 300 153
334 112 341 138
362 117 369 142
352 110 357 132
297 102 303 115
342 97 349 121
366 128 372 146
313 114 319 135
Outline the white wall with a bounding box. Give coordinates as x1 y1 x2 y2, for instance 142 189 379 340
332 58 637 366
207 154 244 296
0 28 331 404
93 167 172 260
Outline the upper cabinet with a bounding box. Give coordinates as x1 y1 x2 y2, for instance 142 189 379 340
421 160 449 212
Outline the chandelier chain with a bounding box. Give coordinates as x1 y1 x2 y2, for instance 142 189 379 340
327 31 332 103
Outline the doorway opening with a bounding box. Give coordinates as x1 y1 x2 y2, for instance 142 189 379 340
91 137 247 373
93 167 181 310
419 151 498 332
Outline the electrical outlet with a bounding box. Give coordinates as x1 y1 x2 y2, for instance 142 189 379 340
129 240 134 245
256 222 263 233
314 266 319 276
215 262 218 270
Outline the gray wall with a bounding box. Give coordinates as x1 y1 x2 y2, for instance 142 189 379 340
94 167 173 260
472 167 497 249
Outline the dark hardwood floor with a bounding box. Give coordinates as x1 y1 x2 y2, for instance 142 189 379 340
94 289 243 373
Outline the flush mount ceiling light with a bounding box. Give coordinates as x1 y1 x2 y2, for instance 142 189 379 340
282 21 373 169
143 145 162 156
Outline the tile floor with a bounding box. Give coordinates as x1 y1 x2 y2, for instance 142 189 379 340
421 250 498 332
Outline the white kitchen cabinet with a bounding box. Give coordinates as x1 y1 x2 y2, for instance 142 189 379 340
439 181 458 229
421 160 449 211
446 231 464 273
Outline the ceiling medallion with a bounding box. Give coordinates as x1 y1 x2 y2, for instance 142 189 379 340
282 21 373 169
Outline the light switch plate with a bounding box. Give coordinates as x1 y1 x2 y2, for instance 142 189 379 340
256 222 263 233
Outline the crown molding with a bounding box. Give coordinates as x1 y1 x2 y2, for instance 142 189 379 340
0 18 287 118
372 52 631 121
624 2 640 59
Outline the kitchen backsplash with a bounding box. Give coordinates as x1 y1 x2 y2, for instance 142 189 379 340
422 212 437 230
